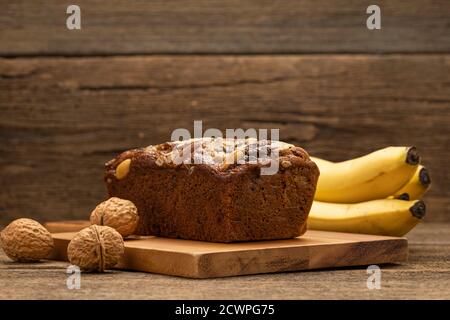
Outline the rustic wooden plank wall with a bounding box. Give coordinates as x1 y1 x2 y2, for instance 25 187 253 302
0 1 449 225
1 0 449 54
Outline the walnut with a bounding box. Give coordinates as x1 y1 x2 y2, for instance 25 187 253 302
0 218 54 262
281 160 292 168
67 225 124 272
90 197 139 237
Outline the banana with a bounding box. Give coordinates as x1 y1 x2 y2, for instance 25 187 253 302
311 146 420 203
307 199 426 237
390 165 431 200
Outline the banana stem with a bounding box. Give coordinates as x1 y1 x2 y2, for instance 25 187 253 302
406 146 420 165
397 193 410 201
419 167 431 186
410 200 426 219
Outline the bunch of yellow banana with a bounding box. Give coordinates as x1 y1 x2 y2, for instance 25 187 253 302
308 146 431 237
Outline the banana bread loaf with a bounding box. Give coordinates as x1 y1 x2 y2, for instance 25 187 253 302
104 138 319 242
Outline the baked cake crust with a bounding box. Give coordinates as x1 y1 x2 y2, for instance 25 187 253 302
104 138 319 242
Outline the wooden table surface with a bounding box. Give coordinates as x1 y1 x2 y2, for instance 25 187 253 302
1 223 449 300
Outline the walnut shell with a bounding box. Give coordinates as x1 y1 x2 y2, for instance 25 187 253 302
0 218 54 262
90 197 139 237
67 225 124 272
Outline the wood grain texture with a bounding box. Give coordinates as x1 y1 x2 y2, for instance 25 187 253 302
44 220 90 233
1 55 449 224
0 223 449 299
1 0 449 55
49 229 408 278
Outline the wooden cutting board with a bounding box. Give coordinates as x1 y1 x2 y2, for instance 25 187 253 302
48 221 408 278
